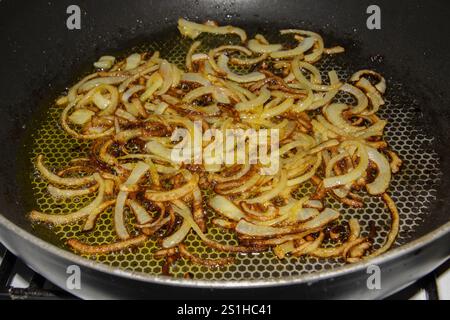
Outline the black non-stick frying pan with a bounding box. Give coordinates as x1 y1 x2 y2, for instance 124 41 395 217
0 0 449 299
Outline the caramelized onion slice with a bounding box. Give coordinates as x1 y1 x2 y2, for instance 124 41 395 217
351 69 386 94
30 173 105 225
270 37 315 59
61 103 114 140
83 199 116 231
322 142 369 189
67 234 147 255
181 72 211 87
217 54 265 83
244 170 287 204
366 147 391 195
173 200 264 253
127 199 153 225
236 208 339 237
324 103 364 133
208 195 245 221
248 39 282 53
48 183 98 199
364 193 399 259
68 109 95 125
178 244 234 267
114 162 150 240
36 155 95 187
162 208 191 248
235 86 270 111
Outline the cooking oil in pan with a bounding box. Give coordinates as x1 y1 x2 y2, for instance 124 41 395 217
24 31 442 280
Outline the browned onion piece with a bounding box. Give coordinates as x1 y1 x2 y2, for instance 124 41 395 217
364 193 399 259
292 232 325 256
154 247 178 259
186 40 202 72
350 69 386 94
47 183 98 199
242 229 320 246
127 199 153 225
240 202 278 221
141 216 171 236
311 218 362 258
83 199 116 231
212 218 237 229
178 18 247 42
57 165 95 177
162 207 191 248
61 102 114 139
114 162 150 240
173 199 265 253
387 150 402 173
67 234 147 254
209 163 251 183
348 242 371 259
236 208 340 237
145 174 199 201
324 46 345 54
230 53 268 65
192 186 206 232
36 155 95 187
178 244 234 267
29 174 105 225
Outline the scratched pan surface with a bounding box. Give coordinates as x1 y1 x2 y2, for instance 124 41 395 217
0 0 449 298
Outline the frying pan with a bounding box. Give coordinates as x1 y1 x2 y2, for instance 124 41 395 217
0 0 449 299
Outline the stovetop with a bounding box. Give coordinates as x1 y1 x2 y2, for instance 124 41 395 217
0 243 448 300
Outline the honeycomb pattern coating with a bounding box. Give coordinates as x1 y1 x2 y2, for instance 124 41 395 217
27 33 442 280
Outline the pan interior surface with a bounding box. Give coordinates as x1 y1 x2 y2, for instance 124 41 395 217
24 28 442 281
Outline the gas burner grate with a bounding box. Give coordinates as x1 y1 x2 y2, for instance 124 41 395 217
0 244 77 300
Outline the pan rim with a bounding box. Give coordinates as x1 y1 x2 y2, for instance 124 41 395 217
0 213 449 289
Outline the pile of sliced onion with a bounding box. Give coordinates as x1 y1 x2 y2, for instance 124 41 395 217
30 18 401 271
